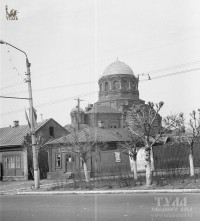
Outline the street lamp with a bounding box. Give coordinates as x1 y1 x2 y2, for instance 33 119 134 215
0 40 40 189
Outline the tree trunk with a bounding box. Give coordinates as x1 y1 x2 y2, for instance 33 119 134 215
34 170 40 189
132 155 138 180
132 151 138 180
83 162 90 182
189 153 195 177
145 146 152 186
146 161 152 186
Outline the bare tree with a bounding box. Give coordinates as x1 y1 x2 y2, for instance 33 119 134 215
164 110 200 177
116 128 141 180
66 128 106 182
125 102 165 186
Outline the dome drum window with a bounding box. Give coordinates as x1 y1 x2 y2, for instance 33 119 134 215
113 81 119 90
100 83 103 91
123 80 129 90
105 82 109 91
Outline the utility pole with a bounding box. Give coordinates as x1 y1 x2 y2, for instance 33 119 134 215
26 58 39 189
0 40 40 189
74 98 83 131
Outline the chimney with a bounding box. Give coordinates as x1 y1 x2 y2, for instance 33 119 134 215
13 120 19 127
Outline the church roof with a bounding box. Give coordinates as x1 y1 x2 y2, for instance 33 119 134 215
85 105 121 114
102 59 134 77
64 124 89 132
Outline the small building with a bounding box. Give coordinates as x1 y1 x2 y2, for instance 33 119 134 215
0 119 67 181
45 128 132 179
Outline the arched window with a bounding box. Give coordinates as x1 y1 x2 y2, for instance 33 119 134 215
105 82 109 91
123 80 128 89
113 81 118 90
100 83 102 91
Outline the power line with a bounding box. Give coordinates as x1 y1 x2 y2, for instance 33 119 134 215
0 91 98 117
0 96 29 100
6 44 25 81
0 66 199 118
0 81 97 96
29 28 200 78
140 68 200 82
1 59 200 96
0 82 25 91
141 60 200 76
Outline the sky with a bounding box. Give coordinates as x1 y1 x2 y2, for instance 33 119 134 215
0 0 200 128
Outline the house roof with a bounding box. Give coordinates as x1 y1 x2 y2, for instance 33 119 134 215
86 105 121 114
46 128 132 145
0 119 51 147
46 127 173 147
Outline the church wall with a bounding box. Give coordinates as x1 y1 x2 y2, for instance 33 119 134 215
85 113 121 128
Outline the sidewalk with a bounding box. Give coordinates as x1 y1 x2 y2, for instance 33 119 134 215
1 179 200 195
0 179 56 195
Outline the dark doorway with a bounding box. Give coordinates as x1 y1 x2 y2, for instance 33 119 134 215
65 153 75 172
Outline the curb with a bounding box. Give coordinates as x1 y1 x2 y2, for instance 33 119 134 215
16 189 200 195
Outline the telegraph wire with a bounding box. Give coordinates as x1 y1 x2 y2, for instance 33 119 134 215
0 80 97 96
140 68 200 82
0 82 25 91
140 60 200 76
1 28 200 86
6 44 26 81
0 91 98 117
0 66 199 118
1 59 200 94
35 91 97 108
29 27 200 77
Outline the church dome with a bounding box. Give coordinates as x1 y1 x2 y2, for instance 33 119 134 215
103 59 134 77
70 106 85 125
70 106 84 113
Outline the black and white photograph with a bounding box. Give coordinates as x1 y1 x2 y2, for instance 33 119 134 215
0 0 200 220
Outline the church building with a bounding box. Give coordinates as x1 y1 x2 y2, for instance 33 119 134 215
68 59 148 130
46 60 161 179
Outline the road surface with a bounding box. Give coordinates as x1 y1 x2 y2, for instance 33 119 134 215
0 193 200 221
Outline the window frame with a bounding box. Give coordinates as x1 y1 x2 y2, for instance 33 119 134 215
3 154 21 169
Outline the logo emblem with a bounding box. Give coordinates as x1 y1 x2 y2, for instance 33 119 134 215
5 5 19 20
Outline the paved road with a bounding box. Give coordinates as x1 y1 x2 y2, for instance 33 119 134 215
0 193 200 221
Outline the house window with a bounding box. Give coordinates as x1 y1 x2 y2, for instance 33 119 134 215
3 156 8 169
49 126 54 137
3 155 21 169
16 155 21 169
115 152 121 163
55 154 61 168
